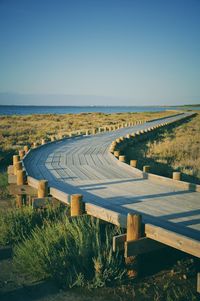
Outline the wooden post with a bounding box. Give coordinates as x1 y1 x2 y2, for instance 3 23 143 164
173 172 181 181
16 195 23 208
126 213 142 278
24 145 29 153
70 194 84 216
19 150 25 160
13 155 20 166
38 180 48 198
14 161 22 175
92 128 97 135
130 160 137 168
16 194 26 208
114 150 120 158
33 142 37 148
119 155 126 163
17 170 26 185
51 136 55 141
109 146 115 153
41 139 46 145
111 141 117 147
143 165 150 173
127 213 142 241
197 273 200 294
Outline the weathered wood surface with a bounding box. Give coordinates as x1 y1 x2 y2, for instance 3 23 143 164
23 113 200 256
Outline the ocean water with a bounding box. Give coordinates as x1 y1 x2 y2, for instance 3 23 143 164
0 105 198 115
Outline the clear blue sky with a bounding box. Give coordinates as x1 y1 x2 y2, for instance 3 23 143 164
0 0 200 105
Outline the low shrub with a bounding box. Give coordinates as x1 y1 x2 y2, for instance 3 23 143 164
0 172 10 199
14 215 126 288
0 204 67 245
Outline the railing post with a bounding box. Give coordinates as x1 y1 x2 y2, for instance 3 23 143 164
114 150 120 158
173 172 181 181
70 194 84 216
19 150 25 160
13 155 20 166
24 145 29 153
17 170 26 185
130 160 137 168
33 142 37 148
38 180 48 198
119 155 126 163
14 161 22 175
143 165 150 173
126 213 142 278
127 213 142 241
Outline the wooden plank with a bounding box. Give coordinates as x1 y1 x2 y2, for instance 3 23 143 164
27 176 39 189
50 187 70 205
147 172 200 192
124 237 164 257
145 224 200 258
9 184 37 195
8 174 17 184
86 203 127 227
7 165 14 175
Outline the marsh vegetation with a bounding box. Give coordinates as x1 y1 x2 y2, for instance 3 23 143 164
125 112 200 184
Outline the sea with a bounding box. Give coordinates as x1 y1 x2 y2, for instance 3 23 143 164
0 105 199 116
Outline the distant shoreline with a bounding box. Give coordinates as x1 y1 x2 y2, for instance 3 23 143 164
0 104 200 107
0 104 199 116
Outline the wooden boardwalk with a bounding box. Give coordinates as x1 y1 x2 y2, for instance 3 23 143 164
24 112 200 257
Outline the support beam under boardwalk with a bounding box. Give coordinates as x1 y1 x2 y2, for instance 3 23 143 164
113 234 164 256
125 237 164 257
9 184 37 195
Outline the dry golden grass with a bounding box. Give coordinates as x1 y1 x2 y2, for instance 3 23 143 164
125 112 200 184
0 110 174 167
146 113 200 181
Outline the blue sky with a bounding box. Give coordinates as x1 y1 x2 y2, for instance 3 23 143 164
0 0 200 105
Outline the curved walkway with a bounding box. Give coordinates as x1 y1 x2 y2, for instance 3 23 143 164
24 113 200 248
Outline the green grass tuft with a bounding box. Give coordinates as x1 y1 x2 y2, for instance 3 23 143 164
14 215 126 288
0 204 67 246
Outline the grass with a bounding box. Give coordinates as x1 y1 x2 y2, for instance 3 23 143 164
12 214 200 300
13 215 126 288
0 111 176 168
0 173 9 199
0 204 67 246
125 113 200 184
